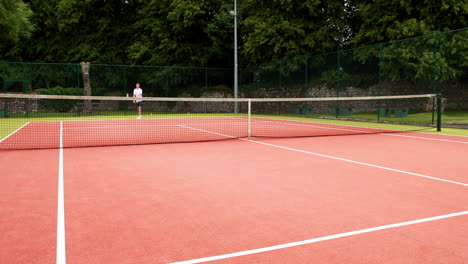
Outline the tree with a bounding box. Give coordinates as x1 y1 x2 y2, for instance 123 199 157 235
0 0 34 58
9 0 140 63
348 0 468 47
240 0 346 66
55 0 140 64
347 0 467 85
2 0 465 71
13 0 63 62
128 0 232 67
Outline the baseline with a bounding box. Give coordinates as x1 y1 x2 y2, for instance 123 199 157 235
168 211 468 264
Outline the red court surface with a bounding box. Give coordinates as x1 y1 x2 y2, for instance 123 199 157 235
0 149 58 264
1 127 467 263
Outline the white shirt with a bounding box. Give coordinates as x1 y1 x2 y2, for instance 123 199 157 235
133 88 143 102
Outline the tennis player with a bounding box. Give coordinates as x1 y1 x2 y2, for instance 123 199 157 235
133 83 143 119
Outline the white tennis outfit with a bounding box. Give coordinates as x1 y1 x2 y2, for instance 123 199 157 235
133 88 143 102
133 87 143 119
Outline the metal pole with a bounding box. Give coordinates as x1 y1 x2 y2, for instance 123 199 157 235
378 43 382 121
247 99 251 137
2 62 6 92
234 0 238 113
123 65 127 96
432 34 439 124
437 93 442 131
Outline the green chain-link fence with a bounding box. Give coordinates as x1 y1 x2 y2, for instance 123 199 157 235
1 28 466 113
0 62 233 98
240 28 467 102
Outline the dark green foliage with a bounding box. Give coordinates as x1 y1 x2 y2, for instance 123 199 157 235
349 0 468 47
35 86 82 95
0 0 34 45
0 0 466 72
128 0 232 67
35 86 82 112
241 0 346 65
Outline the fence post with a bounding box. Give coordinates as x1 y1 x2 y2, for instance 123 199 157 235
23 63 29 93
165 67 169 97
378 43 383 121
2 62 6 92
205 67 208 95
123 65 127 96
304 56 308 97
335 52 341 118
77 64 81 89
336 52 341 97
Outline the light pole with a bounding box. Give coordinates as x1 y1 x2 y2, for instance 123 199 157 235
233 0 238 113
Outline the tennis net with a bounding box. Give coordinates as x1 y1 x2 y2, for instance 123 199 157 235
0 93 441 150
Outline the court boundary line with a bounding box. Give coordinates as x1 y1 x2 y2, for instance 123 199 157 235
63 124 183 130
254 118 468 144
383 133 468 143
180 125 468 187
56 122 66 264
247 139 468 187
0 122 30 142
168 211 468 264
178 125 239 139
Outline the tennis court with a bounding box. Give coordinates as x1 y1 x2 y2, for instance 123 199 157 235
0 95 467 264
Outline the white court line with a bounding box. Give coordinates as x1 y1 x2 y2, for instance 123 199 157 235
0 122 30 142
168 211 468 264
255 119 375 133
63 124 180 130
382 133 468 143
63 120 248 130
180 125 468 187
178 125 239 139
56 122 66 264
173 125 468 264
247 139 468 187
255 118 468 144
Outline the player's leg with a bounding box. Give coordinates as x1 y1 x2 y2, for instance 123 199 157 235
137 102 142 119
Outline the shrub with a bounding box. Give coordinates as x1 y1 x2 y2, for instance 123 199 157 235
35 86 83 112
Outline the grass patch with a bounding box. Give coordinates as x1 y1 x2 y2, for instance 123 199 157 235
0 112 247 140
253 113 468 137
441 109 468 124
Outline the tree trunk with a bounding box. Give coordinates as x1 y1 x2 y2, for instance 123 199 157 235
80 62 91 112
424 97 447 112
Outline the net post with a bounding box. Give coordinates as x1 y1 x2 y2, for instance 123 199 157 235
437 93 442 131
247 99 251 138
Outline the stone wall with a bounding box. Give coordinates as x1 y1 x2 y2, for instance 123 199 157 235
1 80 466 115
242 80 468 111
0 98 40 114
